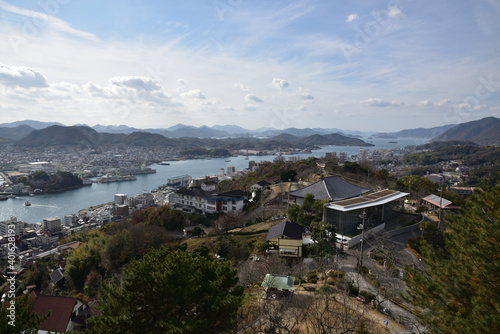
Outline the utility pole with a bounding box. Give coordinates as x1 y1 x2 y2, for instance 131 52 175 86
358 209 368 271
438 180 444 229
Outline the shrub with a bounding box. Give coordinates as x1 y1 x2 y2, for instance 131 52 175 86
329 270 344 279
307 271 318 280
348 284 359 296
294 278 300 285
359 290 376 302
308 278 317 284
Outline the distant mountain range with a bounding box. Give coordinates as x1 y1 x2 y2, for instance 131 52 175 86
373 124 456 139
10 125 373 150
1 117 499 147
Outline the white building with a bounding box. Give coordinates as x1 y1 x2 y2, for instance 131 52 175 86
170 187 246 215
64 214 77 226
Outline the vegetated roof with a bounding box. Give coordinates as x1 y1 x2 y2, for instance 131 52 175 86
289 176 369 201
30 292 77 333
261 274 295 290
266 220 304 241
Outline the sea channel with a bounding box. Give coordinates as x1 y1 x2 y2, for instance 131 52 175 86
0 137 427 223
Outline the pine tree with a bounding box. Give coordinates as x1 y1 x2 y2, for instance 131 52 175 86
405 180 500 333
90 248 244 334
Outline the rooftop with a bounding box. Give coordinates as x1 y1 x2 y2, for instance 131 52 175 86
289 176 369 201
325 189 408 212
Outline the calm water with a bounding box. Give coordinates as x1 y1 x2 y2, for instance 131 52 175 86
0 138 427 223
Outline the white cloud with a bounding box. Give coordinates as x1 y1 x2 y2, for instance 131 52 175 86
271 78 289 89
245 94 264 103
203 97 221 105
345 14 358 23
360 98 404 107
0 1 98 41
300 92 314 100
243 104 258 111
110 76 161 91
234 82 248 91
0 64 48 88
176 78 187 86
388 7 403 18
417 100 433 108
436 99 451 107
181 89 205 99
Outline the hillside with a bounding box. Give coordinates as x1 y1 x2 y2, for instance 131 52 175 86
432 116 500 145
0 124 35 141
374 124 456 139
14 125 105 147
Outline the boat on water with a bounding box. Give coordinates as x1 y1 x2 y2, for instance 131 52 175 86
160 162 170 165
0 195 8 201
225 160 231 162
388 141 398 143
24 201 31 206
7 194 16 198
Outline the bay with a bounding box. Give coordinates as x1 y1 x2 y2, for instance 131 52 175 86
0 137 427 223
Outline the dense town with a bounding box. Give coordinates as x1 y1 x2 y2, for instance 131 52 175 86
1 134 497 333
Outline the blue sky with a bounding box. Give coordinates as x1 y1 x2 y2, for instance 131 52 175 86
0 0 499 132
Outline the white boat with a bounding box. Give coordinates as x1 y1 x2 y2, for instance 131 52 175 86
24 201 31 206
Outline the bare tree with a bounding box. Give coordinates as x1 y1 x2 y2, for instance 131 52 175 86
214 211 243 232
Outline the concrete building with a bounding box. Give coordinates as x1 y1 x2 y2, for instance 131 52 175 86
43 217 62 232
170 188 246 215
0 217 20 237
114 194 127 205
64 214 77 226
323 189 408 246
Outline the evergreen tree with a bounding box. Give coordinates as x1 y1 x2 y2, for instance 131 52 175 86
405 180 500 333
90 248 244 334
0 294 48 334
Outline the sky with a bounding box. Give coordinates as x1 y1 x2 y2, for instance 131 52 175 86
0 0 499 132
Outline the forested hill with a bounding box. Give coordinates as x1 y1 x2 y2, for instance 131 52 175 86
431 116 500 145
12 125 373 151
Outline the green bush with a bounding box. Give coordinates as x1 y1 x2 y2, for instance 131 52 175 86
294 278 300 285
307 271 318 280
359 290 376 302
329 270 344 279
308 278 317 284
348 284 359 296
360 266 369 275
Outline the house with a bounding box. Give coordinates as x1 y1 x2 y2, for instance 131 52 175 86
250 180 271 194
50 267 65 286
289 176 370 205
266 220 306 257
422 194 460 211
261 274 295 299
449 186 478 198
30 291 90 333
170 187 246 215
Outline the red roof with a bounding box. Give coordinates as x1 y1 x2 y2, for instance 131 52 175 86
30 292 77 333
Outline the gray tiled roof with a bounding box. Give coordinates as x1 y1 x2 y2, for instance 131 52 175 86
289 176 369 201
266 220 304 240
